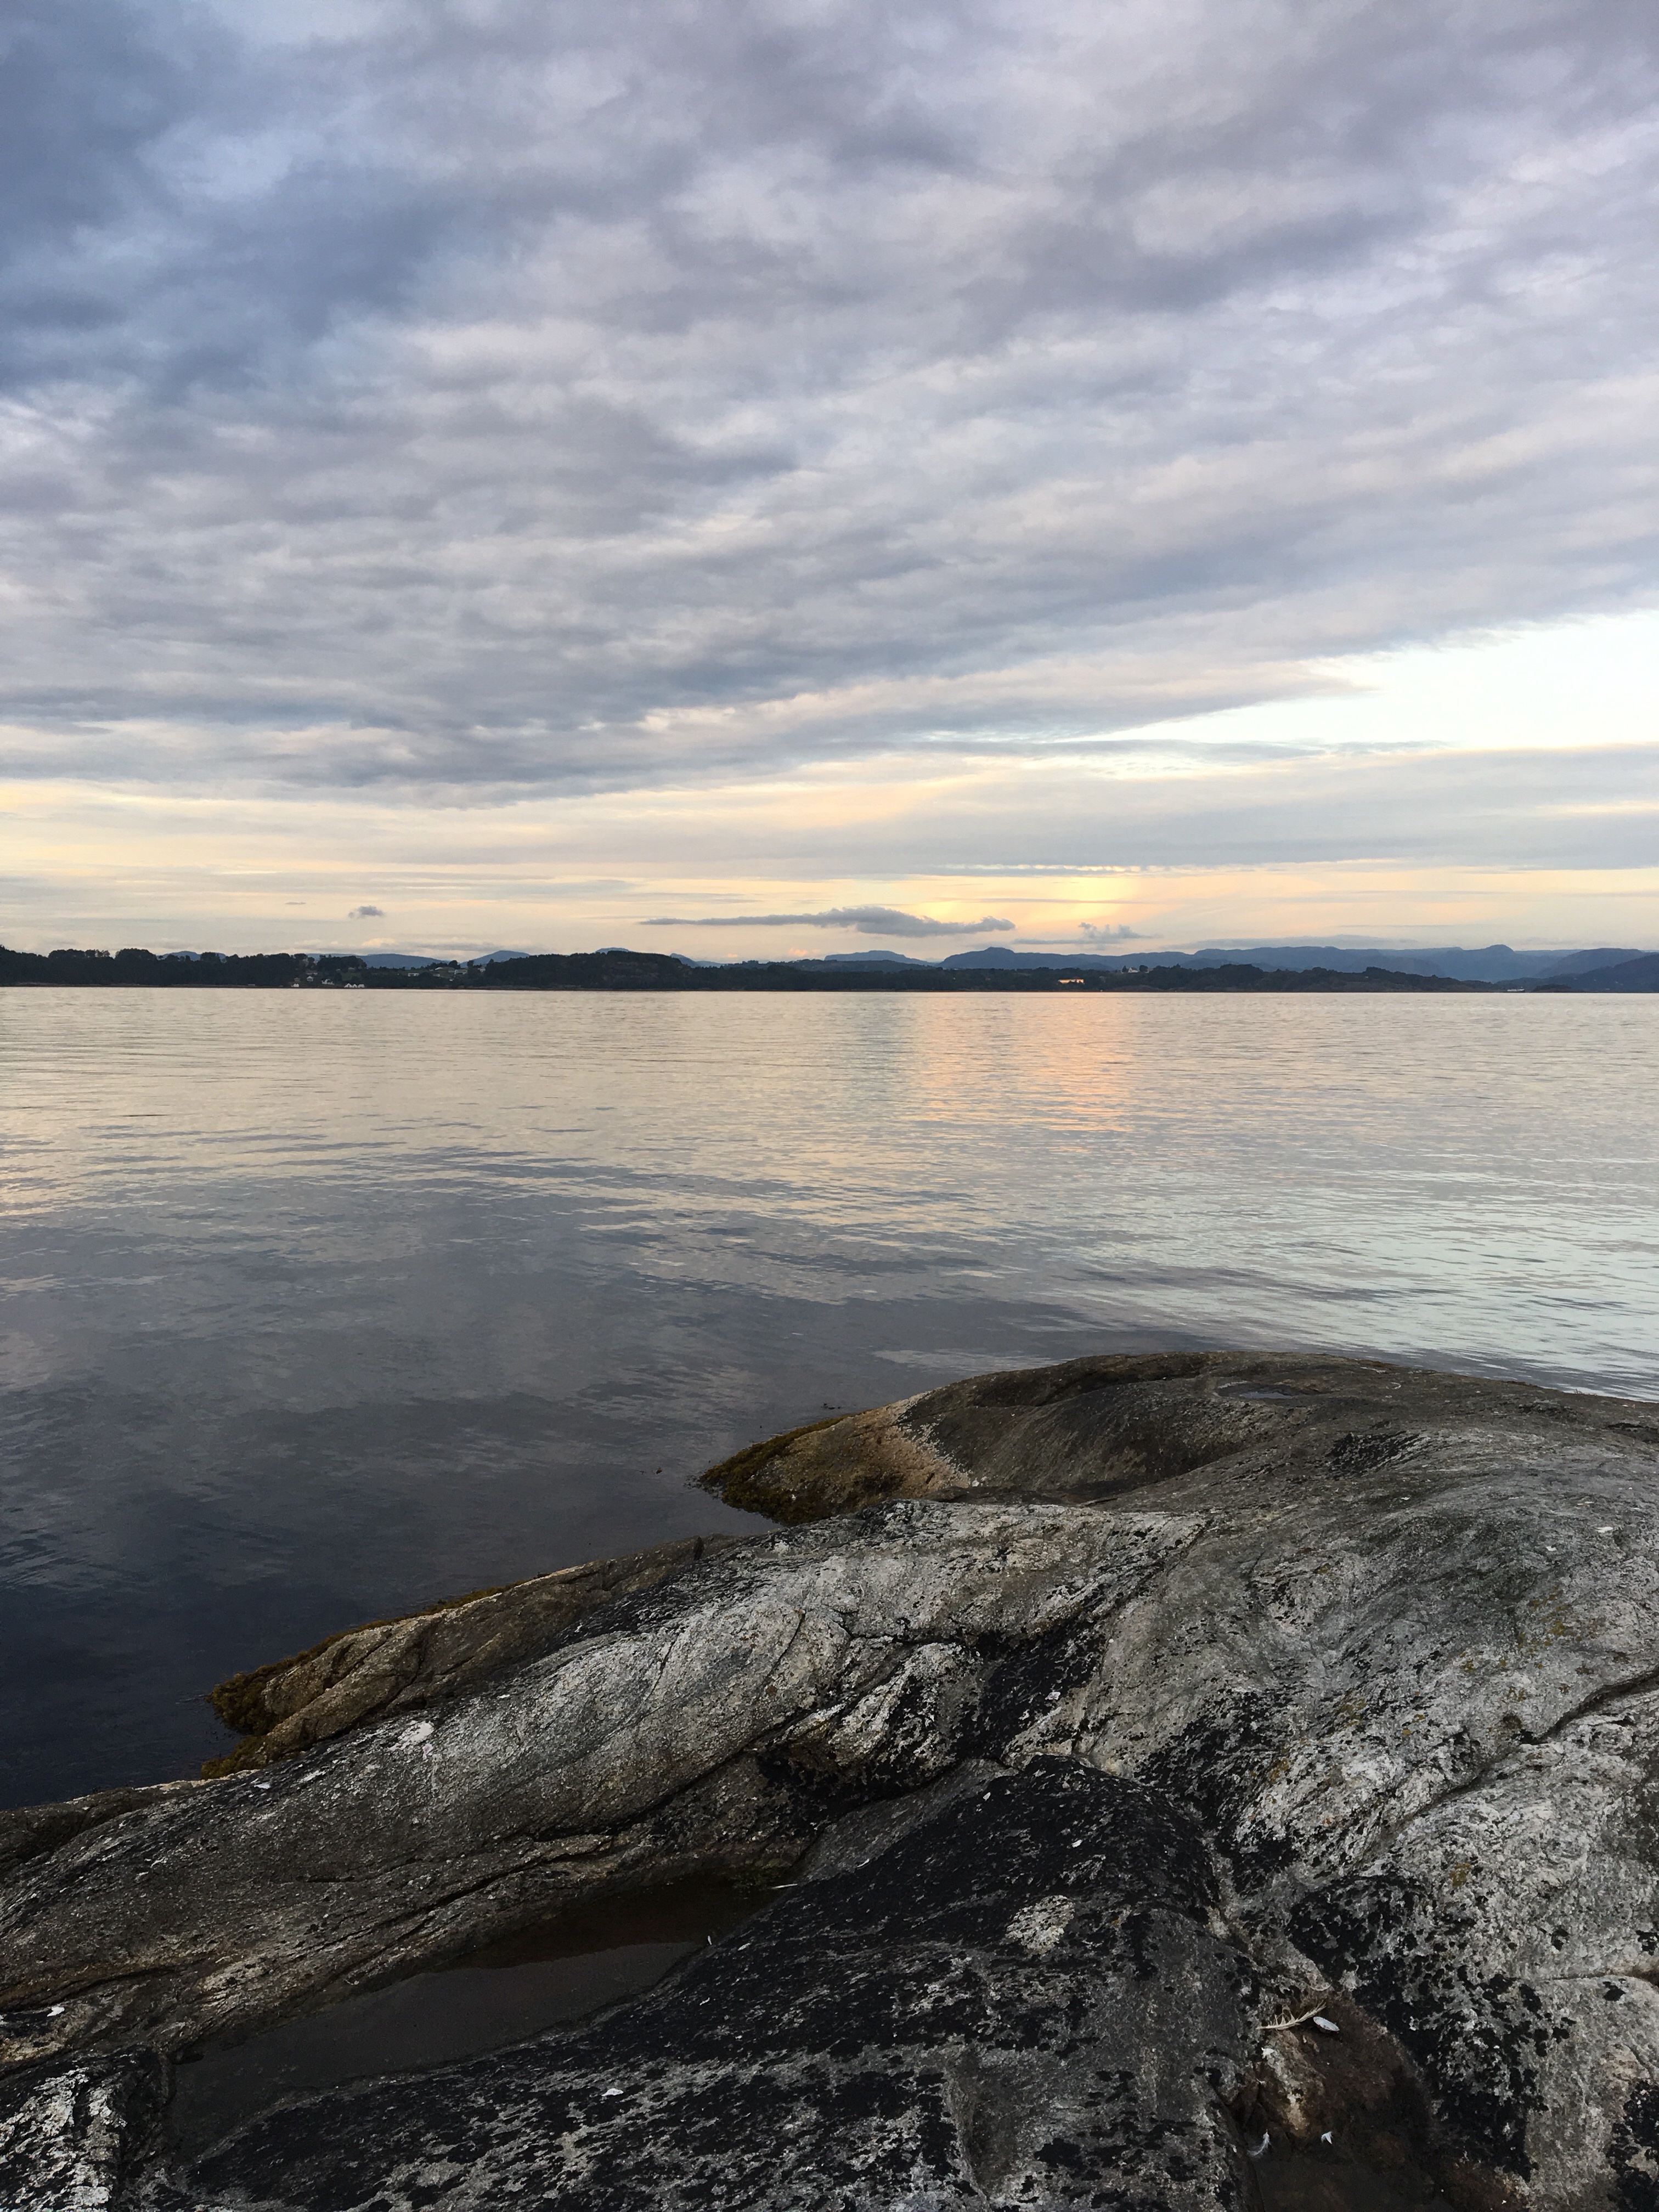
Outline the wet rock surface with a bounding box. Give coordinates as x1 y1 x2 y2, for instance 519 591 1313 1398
3 1350 1657 2209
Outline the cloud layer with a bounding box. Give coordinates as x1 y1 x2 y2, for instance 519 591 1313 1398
1 0 1655 814
645 906 1013 936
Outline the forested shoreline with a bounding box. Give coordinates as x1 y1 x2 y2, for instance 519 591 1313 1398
0 944 1493 993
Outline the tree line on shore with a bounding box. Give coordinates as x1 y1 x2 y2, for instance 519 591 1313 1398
0 943 1493 992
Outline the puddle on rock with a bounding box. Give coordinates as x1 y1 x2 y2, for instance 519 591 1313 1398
169 1874 768 2155
1255 2140 1454 2210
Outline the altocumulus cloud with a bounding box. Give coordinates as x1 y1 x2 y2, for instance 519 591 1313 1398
645 908 1015 938
0 0 1654 827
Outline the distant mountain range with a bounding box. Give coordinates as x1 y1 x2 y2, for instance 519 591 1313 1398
149 941 1651 983
379 941 1652 986
5 941 1651 991
359 950 529 968
811 943 1644 983
1533 952 1659 992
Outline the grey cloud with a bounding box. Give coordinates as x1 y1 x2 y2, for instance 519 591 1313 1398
0 0 1655 814
644 907 1015 937
536 743 1658 879
347 904 384 917
730 745 1659 876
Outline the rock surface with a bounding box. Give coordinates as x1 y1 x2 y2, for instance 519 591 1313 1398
697 1346 1657 1522
1 1498 1188 2066
202 1532 742 1774
3 1350 1658 2210
151 1760 1262 2211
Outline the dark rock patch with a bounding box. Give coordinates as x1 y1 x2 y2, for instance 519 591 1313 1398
168 1761 1261 2211
1610 2083 1659 2210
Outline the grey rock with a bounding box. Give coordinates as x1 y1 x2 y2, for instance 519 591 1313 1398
1 1501 1192 2066
202 1533 743 1774
696 1345 1658 1520
0 2052 165 2211
154 1759 1261 2211
3 1351 1657 2209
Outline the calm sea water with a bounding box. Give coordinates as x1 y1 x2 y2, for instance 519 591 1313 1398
2 987 1655 1809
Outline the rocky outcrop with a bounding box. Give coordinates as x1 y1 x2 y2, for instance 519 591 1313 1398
696 1345 1654 1519
160 1760 1264 2212
3 1351 1657 2209
1 1499 1189 2069
202 1533 741 1774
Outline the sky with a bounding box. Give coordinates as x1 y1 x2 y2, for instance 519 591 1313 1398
1 0 1655 960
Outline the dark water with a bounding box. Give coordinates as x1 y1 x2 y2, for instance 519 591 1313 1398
3 987 1655 1809
168 1876 765 2153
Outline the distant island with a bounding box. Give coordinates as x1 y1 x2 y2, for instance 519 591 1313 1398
3 941 1655 991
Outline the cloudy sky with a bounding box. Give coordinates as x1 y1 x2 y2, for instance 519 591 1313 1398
2 0 1655 958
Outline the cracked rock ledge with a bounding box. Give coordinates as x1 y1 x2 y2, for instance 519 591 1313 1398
2 1349 1657 2209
